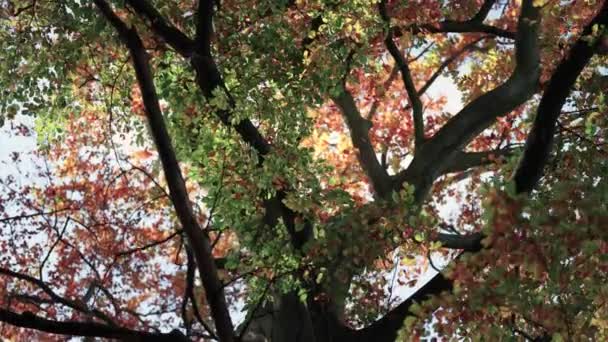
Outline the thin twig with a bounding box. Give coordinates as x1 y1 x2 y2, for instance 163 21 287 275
115 230 182 258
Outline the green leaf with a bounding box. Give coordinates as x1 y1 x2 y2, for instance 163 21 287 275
298 288 308 303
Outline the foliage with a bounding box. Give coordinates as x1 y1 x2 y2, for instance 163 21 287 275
0 0 607 341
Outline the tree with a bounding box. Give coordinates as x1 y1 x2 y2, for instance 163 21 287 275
0 0 607 340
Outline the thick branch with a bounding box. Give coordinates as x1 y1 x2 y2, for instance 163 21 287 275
189 0 310 249
0 309 189 341
130 0 309 250
351 230 482 342
354 272 453 342
384 0 513 40
397 0 540 199
189 1 313 250
125 0 194 56
0 268 113 325
379 0 425 147
333 90 393 199
195 0 214 56
407 20 515 39
470 0 499 24
93 1 234 341
188 2 270 157
361 5 608 339
513 2 608 193
440 147 518 175
435 232 484 252
126 0 270 156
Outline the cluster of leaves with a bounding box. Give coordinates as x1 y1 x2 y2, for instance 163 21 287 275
401 145 608 340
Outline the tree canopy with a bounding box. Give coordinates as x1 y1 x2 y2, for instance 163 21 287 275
0 0 607 341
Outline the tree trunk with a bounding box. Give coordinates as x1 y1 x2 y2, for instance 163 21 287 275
243 291 359 342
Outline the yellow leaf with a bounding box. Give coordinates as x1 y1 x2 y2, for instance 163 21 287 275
401 255 417 266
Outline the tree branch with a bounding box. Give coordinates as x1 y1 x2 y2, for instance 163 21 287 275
366 66 399 121
333 89 393 199
470 0 499 24
182 247 218 339
383 0 513 40
396 0 540 199
126 0 271 157
124 0 194 57
379 0 425 147
440 147 518 175
513 2 608 193
352 4 548 338
406 20 515 40
0 309 190 341
0 268 114 325
195 0 214 56
115 230 182 258
129 0 311 252
93 1 234 341
354 271 453 342
189 56 271 159
417 37 487 97
435 232 484 252
190 0 313 251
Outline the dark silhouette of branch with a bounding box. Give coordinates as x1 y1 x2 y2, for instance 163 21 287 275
39 218 70 280
379 0 425 147
395 0 540 200
333 89 393 199
115 230 182 258
195 0 214 56
398 0 513 39
0 207 74 224
0 267 114 325
8 1 37 17
417 37 487 97
124 0 194 56
93 1 234 341
0 309 190 341
405 19 514 40
513 1 608 193
470 0 499 24
435 232 484 252
182 247 218 339
558 121 608 155
188 0 311 250
122 0 311 252
440 147 518 175
124 0 270 157
354 271 453 341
